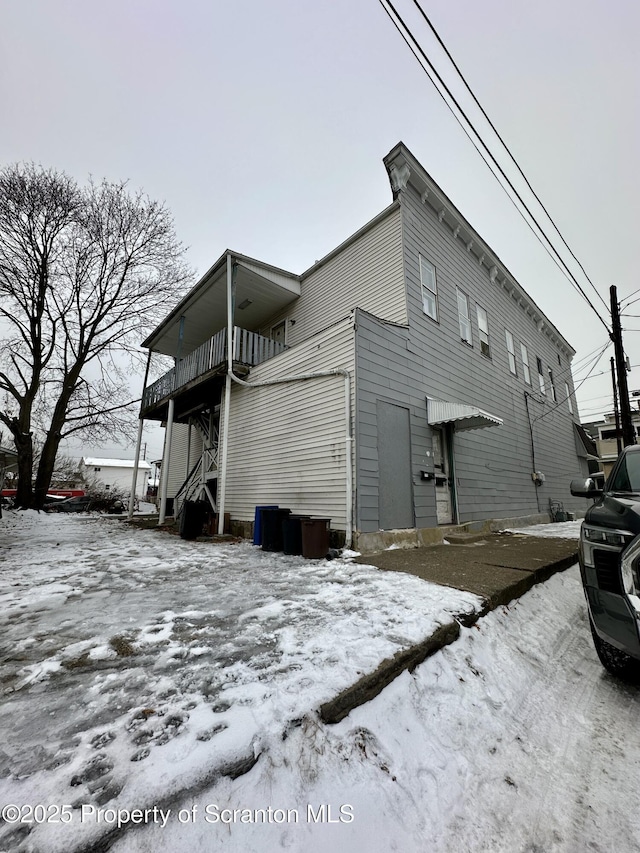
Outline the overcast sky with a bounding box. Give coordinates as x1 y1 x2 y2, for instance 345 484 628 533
2 0 638 461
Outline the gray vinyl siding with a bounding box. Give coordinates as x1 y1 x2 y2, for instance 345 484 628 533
260 204 406 347
354 185 587 532
220 316 355 529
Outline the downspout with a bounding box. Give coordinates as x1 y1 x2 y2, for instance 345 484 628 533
129 351 153 520
158 397 175 525
447 424 459 524
223 291 354 546
216 253 235 534
524 391 541 512
186 419 192 486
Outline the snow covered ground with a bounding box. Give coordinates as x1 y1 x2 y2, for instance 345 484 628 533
6 512 634 853
0 510 480 853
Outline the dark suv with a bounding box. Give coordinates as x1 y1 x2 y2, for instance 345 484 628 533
571 445 640 680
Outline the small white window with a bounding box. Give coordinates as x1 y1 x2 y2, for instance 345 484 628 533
505 330 517 375
521 343 531 384
270 320 286 345
456 288 472 344
548 368 556 402
419 255 438 321
537 357 546 395
565 382 573 414
476 305 490 357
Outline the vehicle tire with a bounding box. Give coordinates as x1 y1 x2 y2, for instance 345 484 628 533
589 615 640 682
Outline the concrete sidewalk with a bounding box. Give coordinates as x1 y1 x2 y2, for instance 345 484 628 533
356 532 578 615
320 531 578 723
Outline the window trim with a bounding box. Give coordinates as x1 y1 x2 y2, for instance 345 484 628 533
505 329 517 375
456 287 472 345
419 254 439 322
521 343 531 385
536 356 546 395
476 304 491 358
565 381 573 414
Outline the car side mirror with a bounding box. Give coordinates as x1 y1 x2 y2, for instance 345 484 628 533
570 477 604 498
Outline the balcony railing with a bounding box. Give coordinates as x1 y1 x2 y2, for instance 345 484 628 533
142 326 286 411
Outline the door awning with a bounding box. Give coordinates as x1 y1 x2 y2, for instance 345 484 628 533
427 397 503 432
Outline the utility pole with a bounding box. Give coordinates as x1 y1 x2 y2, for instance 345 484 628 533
610 285 636 447
610 357 623 454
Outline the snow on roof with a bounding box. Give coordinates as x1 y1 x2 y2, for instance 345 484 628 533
81 457 152 470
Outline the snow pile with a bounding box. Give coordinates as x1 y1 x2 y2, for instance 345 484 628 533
504 519 582 539
0 510 481 852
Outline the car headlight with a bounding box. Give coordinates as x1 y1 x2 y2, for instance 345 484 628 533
582 525 633 547
621 536 640 616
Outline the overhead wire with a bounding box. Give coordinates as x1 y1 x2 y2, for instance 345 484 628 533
377 0 611 334
409 0 610 318
532 341 610 424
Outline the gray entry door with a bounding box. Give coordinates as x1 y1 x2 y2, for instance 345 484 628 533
377 401 414 530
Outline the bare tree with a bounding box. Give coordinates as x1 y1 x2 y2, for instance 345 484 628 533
0 164 192 508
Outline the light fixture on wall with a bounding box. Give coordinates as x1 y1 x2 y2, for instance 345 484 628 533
238 299 252 310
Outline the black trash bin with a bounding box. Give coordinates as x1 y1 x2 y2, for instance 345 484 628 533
180 500 208 540
253 505 279 546
301 517 331 559
261 508 291 552
282 515 311 556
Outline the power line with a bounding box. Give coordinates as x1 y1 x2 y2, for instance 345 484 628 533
408 0 610 318
532 342 610 424
377 0 611 334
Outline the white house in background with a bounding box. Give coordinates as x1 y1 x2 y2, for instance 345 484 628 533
81 458 152 499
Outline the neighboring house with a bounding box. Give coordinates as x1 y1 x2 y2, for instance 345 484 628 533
136 142 591 550
1 444 18 499
0 445 18 485
81 458 152 499
582 413 640 478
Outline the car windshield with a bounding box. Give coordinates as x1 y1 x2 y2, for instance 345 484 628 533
609 452 640 492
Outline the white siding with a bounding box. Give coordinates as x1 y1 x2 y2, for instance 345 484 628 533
220 317 355 529
83 464 150 498
165 422 204 500
261 205 406 346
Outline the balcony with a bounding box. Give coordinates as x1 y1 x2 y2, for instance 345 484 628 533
141 326 286 417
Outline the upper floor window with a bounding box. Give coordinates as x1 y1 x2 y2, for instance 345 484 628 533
536 357 546 395
456 288 472 344
476 305 490 357
521 343 531 384
419 255 438 321
270 320 287 346
548 368 557 402
565 382 573 414
505 330 517 375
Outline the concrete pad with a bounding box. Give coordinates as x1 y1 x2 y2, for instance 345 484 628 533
356 534 579 612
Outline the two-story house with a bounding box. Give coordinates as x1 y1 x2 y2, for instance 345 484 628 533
135 143 591 551
582 413 640 477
